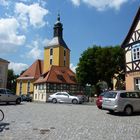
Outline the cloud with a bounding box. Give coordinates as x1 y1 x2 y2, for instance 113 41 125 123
15 2 49 28
0 18 26 53
0 0 9 6
71 0 81 6
70 0 129 11
70 63 77 73
25 40 43 60
9 62 29 75
43 38 51 46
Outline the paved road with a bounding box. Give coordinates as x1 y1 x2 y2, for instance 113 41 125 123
0 102 140 140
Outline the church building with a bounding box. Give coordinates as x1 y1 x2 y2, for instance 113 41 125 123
122 7 140 90
16 15 83 101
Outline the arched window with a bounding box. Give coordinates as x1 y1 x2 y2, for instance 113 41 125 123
27 81 30 94
50 48 53 56
19 81 22 95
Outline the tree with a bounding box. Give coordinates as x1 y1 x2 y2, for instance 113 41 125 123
76 45 125 89
7 69 19 93
76 46 101 85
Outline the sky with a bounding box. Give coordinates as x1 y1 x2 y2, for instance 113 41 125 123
0 0 139 74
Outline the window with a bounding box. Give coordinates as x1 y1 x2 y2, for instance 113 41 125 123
19 81 22 95
50 59 52 65
104 92 117 98
129 92 140 98
0 89 5 94
120 93 127 98
56 93 62 96
135 78 140 90
35 85 37 90
64 49 66 56
0 66 2 74
120 92 140 98
27 81 30 93
35 94 37 99
50 48 53 56
62 93 69 97
42 94 44 99
42 84 44 90
39 84 41 90
132 43 140 61
57 75 64 81
64 60 66 66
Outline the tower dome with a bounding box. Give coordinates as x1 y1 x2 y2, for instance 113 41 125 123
53 14 63 38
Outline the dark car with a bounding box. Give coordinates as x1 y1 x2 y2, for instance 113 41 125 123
77 95 89 103
96 92 106 109
21 95 32 102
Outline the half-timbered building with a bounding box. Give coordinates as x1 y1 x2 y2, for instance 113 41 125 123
122 7 140 90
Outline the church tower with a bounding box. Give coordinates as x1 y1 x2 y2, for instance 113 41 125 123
44 14 70 73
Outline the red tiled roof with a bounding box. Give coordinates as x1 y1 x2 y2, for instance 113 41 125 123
17 59 43 80
34 65 77 84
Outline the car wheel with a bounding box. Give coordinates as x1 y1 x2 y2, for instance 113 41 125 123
72 99 78 104
16 98 21 104
109 110 114 114
97 106 102 109
6 102 9 105
52 98 57 103
124 106 133 116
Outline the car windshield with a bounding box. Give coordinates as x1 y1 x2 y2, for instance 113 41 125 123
99 92 106 96
104 92 117 98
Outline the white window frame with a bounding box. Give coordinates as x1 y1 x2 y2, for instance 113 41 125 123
132 43 140 61
135 78 140 90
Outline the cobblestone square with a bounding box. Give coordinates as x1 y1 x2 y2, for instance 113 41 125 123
0 102 140 140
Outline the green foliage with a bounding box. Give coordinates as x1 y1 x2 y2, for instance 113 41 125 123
7 69 19 93
76 45 125 89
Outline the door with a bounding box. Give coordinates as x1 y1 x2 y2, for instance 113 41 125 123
128 92 140 112
55 93 64 102
61 93 70 103
6 89 16 102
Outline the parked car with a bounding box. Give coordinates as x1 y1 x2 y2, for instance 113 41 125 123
96 92 106 109
102 90 140 115
76 95 89 103
20 94 32 102
48 92 82 104
0 88 21 104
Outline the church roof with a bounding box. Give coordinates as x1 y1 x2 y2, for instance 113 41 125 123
121 6 140 47
45 36 70 50
45 14 70 50
34 65 77 84
17 59 43 80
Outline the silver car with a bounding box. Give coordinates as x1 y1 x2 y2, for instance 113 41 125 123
48 92 81 104
0 88 21 104
102 90 140 115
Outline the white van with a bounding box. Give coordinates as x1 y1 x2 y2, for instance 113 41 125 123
0 88 21 104
102 90 140 115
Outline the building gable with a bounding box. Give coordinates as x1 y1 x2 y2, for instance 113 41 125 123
17 59 43 80
122 7 140 73
122 7 140 47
